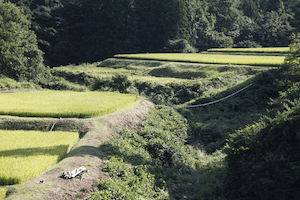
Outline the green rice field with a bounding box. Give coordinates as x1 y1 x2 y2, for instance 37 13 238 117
0 188 6 199
0 91 137 118
114 53 285 66
0 130 78 185
207 47 289 53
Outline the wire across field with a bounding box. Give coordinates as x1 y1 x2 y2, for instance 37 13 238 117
114 53 285 66
207 47 289 53
0 130 78 185
0 91 137 118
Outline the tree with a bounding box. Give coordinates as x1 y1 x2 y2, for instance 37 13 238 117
0 2 48 82
256 2 294 47
191 2 233 50
136 0 189 52
285 33 300 67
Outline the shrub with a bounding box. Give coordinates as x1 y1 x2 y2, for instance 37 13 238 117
112 74 132 93
164 39 198 53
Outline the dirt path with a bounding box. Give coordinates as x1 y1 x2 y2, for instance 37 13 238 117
4 100 155 200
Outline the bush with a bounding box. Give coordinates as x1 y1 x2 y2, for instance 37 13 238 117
164 39 198 53
112 74 132 93
39 76 87 91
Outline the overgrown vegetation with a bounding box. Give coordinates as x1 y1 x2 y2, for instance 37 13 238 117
86 106 226 200
223 34 300 200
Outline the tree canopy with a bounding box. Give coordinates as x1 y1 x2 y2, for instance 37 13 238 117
0 1 48 81
3 0 300 67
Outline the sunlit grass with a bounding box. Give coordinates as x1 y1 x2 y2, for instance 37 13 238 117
0 130 78 185
114 53 285 66
0 91 137 118
0 187 6 199
207 47 289 53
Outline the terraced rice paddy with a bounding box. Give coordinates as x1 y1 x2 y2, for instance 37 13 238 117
0 130 78 185
207 47 289 53
114 53 285 66
0 90 137 118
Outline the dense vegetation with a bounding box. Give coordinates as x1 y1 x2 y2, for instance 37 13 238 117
224 33 300 200
1 0 300 66
82 37 300 199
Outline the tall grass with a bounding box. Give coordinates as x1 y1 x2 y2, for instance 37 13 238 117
114 53 285 66
0 91 137 118
0 130 78 185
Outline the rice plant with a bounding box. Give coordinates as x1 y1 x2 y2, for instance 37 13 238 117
207 47 289 53
0 91 137 118
0 130 78 185
0 187 7 199
114 53 285 66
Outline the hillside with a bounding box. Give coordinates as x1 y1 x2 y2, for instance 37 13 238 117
1 43 300 199
1 0 300 198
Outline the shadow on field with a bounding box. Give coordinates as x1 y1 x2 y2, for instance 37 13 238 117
0 145 69 157
66 145 108 159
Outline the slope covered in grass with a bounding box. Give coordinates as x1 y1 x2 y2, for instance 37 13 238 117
224 65 300 200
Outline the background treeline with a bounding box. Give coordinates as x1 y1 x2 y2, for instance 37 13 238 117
3 0 300 66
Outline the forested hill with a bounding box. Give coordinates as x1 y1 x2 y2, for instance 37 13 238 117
4 0 300 66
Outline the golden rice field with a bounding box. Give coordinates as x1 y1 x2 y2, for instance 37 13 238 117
0 91 137 118
207 47 289 53
0 130 78 185
114 53 285 66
